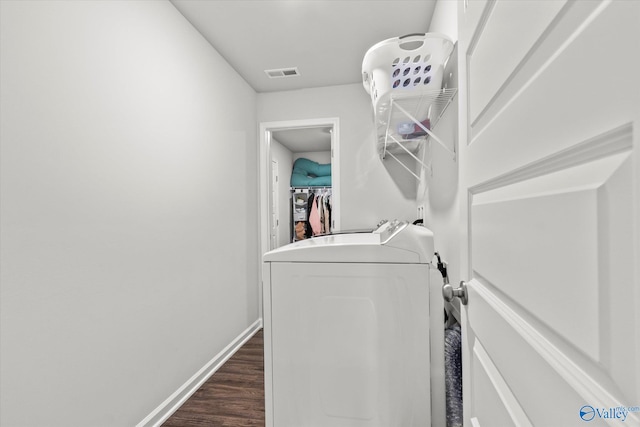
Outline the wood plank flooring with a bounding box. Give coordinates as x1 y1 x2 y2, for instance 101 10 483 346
162 329 265 427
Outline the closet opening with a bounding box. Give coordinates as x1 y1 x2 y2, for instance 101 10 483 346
259 118 340 254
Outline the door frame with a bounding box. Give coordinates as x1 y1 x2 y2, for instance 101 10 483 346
270 158 280 249
258 117 340 315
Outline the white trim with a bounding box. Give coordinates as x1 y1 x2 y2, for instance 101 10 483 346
473 339 533 427
262 264 274 427
468 0 570 130
472 280 640 425
470 0 612 145
469 122 632 195
136 318 263 427
270 158 280 248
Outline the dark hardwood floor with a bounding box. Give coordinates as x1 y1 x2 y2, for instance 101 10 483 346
162 329 265 427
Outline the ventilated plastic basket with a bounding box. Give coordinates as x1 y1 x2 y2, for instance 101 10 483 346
362 33 454 114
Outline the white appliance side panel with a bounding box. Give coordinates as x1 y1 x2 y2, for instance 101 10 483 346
262 262 274 427
269 262 430 427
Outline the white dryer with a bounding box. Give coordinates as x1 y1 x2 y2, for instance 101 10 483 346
262 220 445 427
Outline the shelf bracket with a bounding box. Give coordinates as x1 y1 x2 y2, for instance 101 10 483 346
385 132 432 179
392 99 456 160
375 87 457 182
386 151 421 180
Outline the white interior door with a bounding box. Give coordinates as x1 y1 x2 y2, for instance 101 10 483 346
457 1 640 426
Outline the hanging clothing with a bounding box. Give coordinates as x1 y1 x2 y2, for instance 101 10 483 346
309 194 322 236
322 194 330 233
317 193 325 234
305 193 315 239
292 187 333 241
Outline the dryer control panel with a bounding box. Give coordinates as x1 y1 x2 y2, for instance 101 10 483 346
373 219 409 244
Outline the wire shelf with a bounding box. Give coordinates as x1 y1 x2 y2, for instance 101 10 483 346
377 87 457 157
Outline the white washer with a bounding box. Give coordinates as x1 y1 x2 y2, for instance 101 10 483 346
262 221 445 427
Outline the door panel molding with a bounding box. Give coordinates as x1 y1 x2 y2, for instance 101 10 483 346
472 338 532 426
468 0 568 128
469 123 632 194
467 122 636 413
473 187 601 360
469 280 640 425
465 0 496 60
468 0 620 148
460 0 639 424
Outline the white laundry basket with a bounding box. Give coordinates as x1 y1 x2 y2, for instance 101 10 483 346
362 33 454 114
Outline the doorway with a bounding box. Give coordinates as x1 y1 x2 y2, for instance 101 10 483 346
259 118 340 257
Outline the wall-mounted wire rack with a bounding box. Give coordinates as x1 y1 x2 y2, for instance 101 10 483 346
362 33 457 181
376 87 457 180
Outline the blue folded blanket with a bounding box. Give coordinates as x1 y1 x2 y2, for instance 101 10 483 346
291 158 331 187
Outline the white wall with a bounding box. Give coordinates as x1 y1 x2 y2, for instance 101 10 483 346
258 84 416 231
270 138 294 246
0 1 259 426
418 0 461 295
428 0 458 41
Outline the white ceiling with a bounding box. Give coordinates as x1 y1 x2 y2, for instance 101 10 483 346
170 0 437 93
272 126 331 152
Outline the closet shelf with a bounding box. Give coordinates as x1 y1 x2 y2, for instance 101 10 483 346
375 88 457 180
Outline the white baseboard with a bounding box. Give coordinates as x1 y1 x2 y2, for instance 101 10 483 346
136 318 263 427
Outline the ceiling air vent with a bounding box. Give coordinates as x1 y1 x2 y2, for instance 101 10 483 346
265 67 300 78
